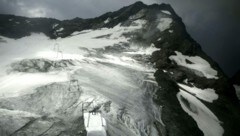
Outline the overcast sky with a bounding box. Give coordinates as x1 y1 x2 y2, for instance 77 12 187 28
0 0 240 76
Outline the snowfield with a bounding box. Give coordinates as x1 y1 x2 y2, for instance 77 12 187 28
157 17 172 32
0 19 163 136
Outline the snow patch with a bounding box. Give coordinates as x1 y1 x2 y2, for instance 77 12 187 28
100 54 139 69
234 85 240 100
104 18 111 24
157 18 172 32
178 83 218 103
52 24 59 29
56 27 64 32
177 90 224 136
183 79 188 84
132 19 147 27
124 44 158 55
25 20 31 23
169 51 218 79
161 10 171 15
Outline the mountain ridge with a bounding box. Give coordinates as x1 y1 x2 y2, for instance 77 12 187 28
0 2 179 39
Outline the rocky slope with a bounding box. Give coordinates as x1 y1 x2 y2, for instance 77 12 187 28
231 70 240 85
231 70 240 101
0 1 240 136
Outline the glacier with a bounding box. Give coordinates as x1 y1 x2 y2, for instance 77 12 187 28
0 19 162 136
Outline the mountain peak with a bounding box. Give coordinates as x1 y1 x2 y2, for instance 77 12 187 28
130 1 145 6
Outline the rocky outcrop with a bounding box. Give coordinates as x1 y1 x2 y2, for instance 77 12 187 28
231 70 240 85
10 59 75 73
231 70 240 101
0 15 59 39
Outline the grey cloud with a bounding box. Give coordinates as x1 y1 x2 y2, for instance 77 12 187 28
0 0 157 19
162 0 240 76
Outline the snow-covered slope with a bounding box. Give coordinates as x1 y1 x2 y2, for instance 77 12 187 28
0 13 161 136
0 1 240 136
177 90 223 136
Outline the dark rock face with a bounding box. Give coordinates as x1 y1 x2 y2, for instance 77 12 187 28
1 1 240 136
231 70 240 102
154 70 203 136
0 15 60 39
231 70 240 85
